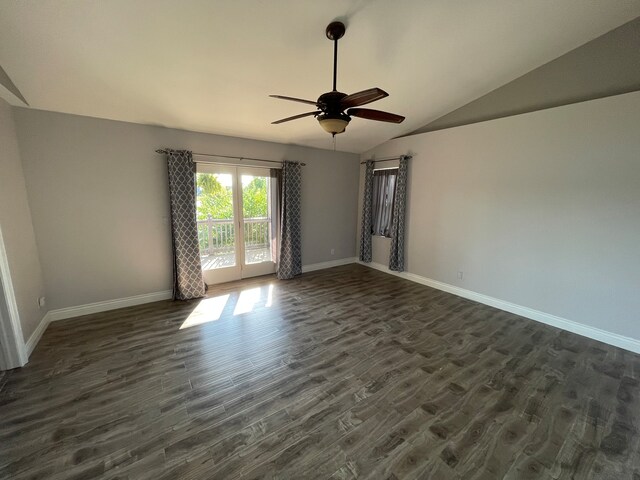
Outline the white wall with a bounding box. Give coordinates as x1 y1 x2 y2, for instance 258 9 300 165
359 91 640 341
0 98 47 341
13 109 360 311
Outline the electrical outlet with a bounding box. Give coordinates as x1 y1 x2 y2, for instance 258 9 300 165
330 248 335 256
38 296 46 308
457 271 464 280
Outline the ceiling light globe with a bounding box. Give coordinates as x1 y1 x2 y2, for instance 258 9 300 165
318 114 350 135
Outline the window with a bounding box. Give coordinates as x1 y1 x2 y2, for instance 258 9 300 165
371 168 398 237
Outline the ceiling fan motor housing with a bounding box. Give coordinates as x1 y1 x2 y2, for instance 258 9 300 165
317 91 351 134
317 91 348 114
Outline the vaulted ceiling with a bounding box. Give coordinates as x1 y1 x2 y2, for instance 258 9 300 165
1 1 639 153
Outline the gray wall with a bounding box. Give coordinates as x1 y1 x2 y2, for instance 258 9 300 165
359 91 640 341
0 98 46 341
411 16 640 135
13 108 360 311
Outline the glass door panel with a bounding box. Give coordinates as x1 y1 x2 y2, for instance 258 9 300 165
241 173 272 265
239 167 276 278
196 165 241 285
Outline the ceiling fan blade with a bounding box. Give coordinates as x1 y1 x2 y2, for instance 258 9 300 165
347 108 405 123
341 88 388 108
269 95 318 106
272 111 319 124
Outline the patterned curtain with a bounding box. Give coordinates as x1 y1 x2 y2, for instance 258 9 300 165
359 160 374 262
166 150 205 300
277 161 302 280
389 155 409 271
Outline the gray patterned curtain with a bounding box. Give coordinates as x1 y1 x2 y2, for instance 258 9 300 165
166 150 205 300
359 160 374 262
277 161 302 280
389 155 409 272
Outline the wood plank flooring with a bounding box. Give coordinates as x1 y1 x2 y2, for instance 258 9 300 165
1 264 640 479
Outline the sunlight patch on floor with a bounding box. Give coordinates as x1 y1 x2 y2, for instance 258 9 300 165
233 287 263 315
180 294 230 329
265 284 274 308
180 284 276 329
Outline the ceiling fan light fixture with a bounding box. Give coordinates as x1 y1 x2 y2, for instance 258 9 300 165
318 114 350 135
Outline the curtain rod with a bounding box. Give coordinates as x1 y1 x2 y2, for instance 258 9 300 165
155 149 306 166
360 155 412 164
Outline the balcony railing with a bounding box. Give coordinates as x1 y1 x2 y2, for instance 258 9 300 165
197 217 270 256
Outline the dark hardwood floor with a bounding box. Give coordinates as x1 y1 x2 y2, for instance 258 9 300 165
1 264 639 479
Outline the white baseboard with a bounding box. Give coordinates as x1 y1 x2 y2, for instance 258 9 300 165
47 290 173 322
25 312 51 357
359 261 640 354
24 290 172 359
302 257 356 273
25 290 173 358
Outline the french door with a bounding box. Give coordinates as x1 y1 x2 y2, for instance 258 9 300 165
196 164 277 285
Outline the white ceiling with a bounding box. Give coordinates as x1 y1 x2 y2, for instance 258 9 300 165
1 1 639 153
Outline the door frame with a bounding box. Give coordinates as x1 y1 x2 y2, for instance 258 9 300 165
196 164 277 285
0 225 28 370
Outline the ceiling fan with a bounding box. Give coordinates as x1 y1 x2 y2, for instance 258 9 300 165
270 21 405 136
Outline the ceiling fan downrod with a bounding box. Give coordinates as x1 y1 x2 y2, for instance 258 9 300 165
326 21 345 92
